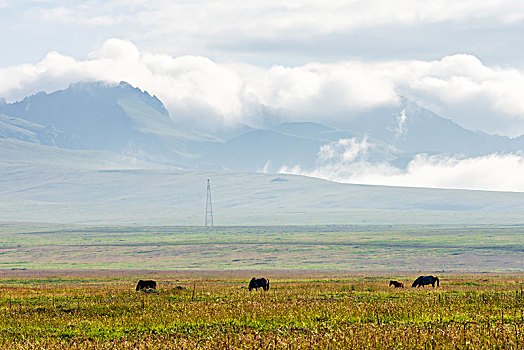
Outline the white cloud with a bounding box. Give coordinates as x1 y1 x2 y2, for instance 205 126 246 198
279 138 524 192
88 38 140 62
29 1 524 36
3 39 524 134
3 0 524 72
318 137 372 163
15 1 524 66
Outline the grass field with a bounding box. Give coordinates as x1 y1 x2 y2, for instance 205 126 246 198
0 224 522 348
0 223 522 271
0 271 522 349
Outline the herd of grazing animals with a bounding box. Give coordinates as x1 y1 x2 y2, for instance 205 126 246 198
134 275 439 292
389 276 440 288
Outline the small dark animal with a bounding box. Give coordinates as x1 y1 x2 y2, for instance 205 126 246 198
136 279 157 291
412 275 439 288
389 280 404 288
249 277 269 291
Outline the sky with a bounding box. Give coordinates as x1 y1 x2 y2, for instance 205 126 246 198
4 1 524 67
4 0 524 191
3 1 524 135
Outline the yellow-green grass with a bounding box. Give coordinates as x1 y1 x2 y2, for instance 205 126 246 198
0 271 521 349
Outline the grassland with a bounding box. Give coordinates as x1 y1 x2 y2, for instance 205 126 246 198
0 223 522 348
0 271 521 349
0 223 522 271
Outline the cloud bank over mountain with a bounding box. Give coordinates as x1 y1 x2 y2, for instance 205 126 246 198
2 34 524 192
2 39 524 136
279 137 524 192
2 69 524 192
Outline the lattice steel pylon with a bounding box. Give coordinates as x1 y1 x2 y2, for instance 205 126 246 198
205 179 214 227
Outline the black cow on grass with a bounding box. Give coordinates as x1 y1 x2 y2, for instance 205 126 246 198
136 279 157 291
249 277 269 291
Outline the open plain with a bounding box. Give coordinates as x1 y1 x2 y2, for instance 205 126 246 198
0 223 522 271
0 270 522 349
0 223 522 348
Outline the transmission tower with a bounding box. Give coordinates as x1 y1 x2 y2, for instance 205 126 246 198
205 179 214 227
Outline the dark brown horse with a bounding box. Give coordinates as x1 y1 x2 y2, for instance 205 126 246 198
389 280 404 288
136 279 157 291
412 276 439 288
249 277 269 291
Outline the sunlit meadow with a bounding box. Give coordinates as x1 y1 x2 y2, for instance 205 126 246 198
0 272 522 349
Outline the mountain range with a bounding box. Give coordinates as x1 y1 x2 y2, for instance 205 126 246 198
2 81 524 173
3 81 524 225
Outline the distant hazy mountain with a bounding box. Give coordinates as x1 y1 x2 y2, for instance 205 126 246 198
272 121 358 141
0 81 200 166
1 81 524 173
194 100 524 171
195 123 397 172
197 129 323 171
0 113 78 147
335 99 523 157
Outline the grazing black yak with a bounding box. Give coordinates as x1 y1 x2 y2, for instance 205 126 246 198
389 280 404 288
412 275 439 288
249 277 269 291
136 279 157 291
